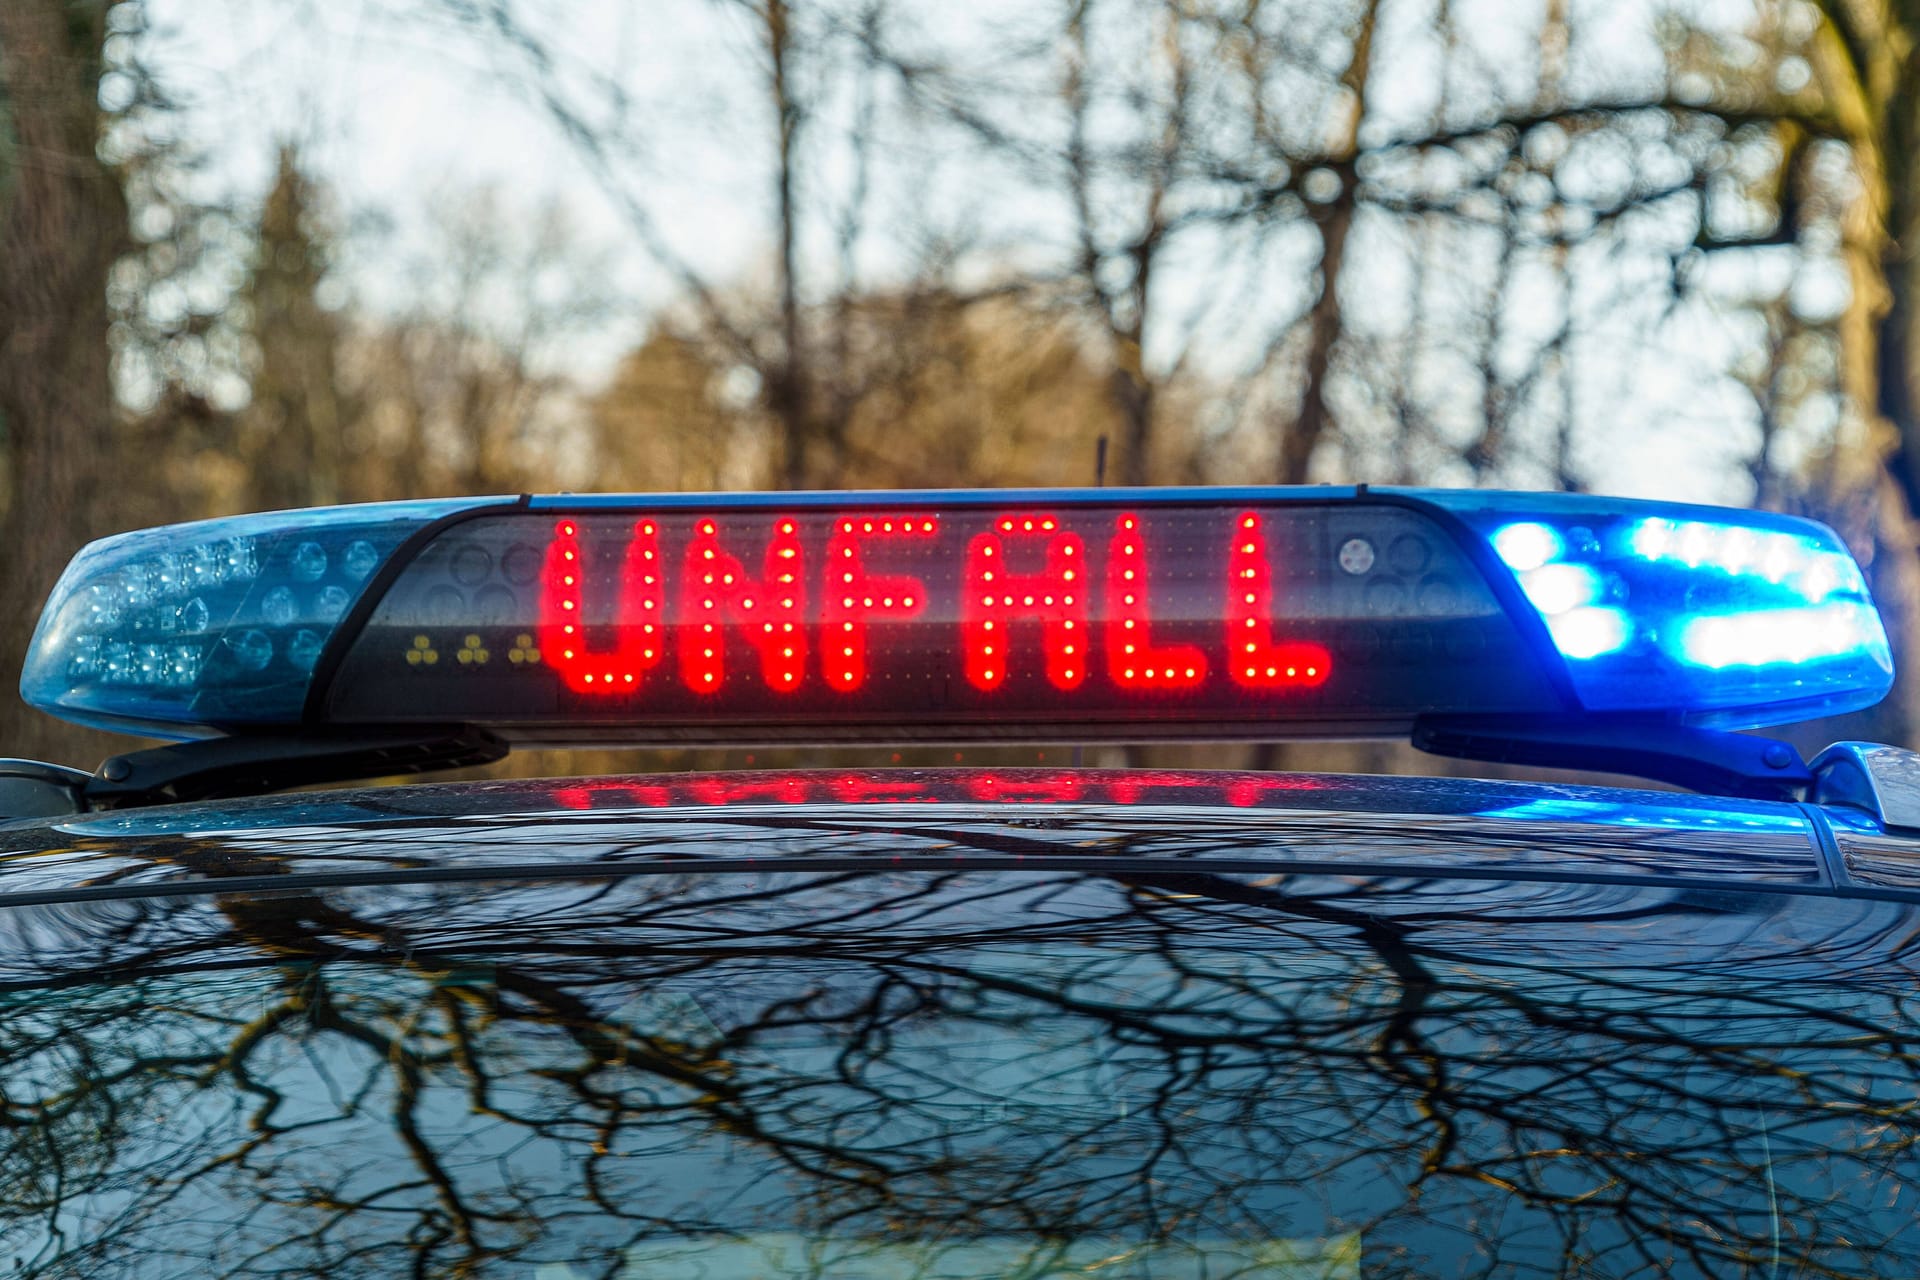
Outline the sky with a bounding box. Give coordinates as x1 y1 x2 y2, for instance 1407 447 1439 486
136 0 1823 506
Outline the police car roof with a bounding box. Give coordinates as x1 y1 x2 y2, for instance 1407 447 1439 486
1 764 1916 915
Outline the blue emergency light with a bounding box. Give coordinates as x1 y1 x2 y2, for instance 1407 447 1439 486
19 488 1892 745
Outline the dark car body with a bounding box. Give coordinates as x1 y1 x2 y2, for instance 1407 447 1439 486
3 766 1918 1278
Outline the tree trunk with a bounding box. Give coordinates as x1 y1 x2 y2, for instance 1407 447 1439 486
0 0 127 765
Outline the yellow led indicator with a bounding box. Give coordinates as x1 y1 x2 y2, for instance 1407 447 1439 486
456 634 490 665
508 633 541 665
406 634 439 666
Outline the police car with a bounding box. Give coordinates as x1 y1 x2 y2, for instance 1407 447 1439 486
1 488 1916 1279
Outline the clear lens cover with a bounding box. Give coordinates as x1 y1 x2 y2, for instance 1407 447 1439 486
322 499 1560 745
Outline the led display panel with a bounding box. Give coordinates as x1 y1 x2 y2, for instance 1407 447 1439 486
322 499 1562 744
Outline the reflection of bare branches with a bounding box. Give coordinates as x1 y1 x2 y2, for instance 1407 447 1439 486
1 866 1918 1276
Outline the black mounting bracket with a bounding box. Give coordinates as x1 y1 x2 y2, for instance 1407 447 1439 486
1411 715 1811 800
82 725 510 809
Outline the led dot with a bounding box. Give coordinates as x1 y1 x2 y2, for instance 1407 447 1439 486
1024 596 1035 606
562 601 575 611
559 522 576 536
780 522 794 534
1123 620 1135 629
704 674 715 682
1287 667 1297 676
1245 593 1256 604
904 596 915 607
1064 596 1074 605
1184 667 1196 678
1267 667 1278 677
1125 644 1136 654
1064 669 1075 679
1125 669 1136 679
1023 520 1034 531
1242 543 1255 554
1306 667 1317 676
984 670 996 680
700 522 715 535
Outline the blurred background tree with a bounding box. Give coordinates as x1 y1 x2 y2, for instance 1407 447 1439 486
0 0 1914 771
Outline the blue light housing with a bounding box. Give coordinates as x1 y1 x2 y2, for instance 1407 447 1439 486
1423 491 1893 727
21 500 491 735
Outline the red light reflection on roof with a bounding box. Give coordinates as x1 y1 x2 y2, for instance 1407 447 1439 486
540 769 1327 812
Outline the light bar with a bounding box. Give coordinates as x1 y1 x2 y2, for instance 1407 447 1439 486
20 489 1893 743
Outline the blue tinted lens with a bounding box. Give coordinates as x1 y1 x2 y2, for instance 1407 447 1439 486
1424 492 1892 727
21 500 491 736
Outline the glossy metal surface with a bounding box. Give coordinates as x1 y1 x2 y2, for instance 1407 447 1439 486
0 768 1828 908
1 858 1918 1278
1812 740 1920 830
